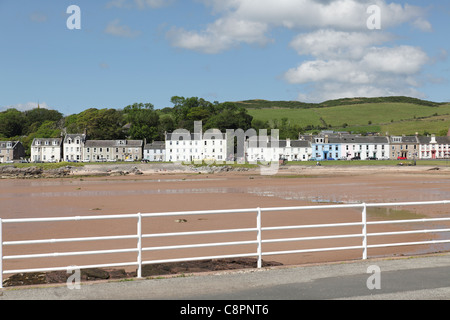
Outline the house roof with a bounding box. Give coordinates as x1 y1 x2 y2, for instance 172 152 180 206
31 138 62 146
0 141 20 149
64 134 86 143
84 140 143 148
417 136 450 144
247 139 311 148
389 136 419 143
165 133 203 141
144 141 165 150
336 136 390 144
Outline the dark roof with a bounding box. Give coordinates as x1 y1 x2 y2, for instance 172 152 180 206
84 140 143 148
64 134 86 143
247 139 311 148
389 136 419 143
144 141 165 150
31 138 62 146
165 133 203 141
417 136 450 144
0 141 20 149
335 136 390 144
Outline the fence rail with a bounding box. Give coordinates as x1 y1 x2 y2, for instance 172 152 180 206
1 200 450 288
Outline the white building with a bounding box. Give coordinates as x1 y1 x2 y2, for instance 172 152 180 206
63 134 86 162
31 138 63 162
418 135 450 159
165 131 227 163
246 138 311 162
339 136 390 160
143 141 166 162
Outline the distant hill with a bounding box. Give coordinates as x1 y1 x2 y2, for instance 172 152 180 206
234 96 450 136
234 96 444 109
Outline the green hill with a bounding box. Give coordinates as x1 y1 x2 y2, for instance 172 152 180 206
235 97 450 136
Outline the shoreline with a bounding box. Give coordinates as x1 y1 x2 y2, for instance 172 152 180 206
2 161 450 180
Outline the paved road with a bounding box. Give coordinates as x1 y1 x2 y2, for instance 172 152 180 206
2 253 449 302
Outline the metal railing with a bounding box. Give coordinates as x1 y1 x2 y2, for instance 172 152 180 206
1 200 450 288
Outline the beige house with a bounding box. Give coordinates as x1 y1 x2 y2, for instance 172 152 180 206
83 140 143 162
0 141 26 163
389 135 419 159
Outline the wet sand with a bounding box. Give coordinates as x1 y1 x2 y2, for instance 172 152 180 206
1 165 450 275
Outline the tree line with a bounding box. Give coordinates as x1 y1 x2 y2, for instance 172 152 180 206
3 96 294 157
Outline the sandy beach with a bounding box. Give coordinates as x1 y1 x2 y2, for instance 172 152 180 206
1 164 450 278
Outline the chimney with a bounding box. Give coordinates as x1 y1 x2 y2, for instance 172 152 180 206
286 138 291 147
431 134 437 144
325 135 329 144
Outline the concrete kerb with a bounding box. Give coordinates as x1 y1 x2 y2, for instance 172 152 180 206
1 251 449 296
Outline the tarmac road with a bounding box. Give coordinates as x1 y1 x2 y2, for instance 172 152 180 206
1 253 449 302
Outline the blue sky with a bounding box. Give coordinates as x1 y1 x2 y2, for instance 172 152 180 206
0 0 449 115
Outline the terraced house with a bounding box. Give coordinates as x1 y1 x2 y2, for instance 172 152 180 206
31 138 63 162
63 134 86 162
340 135 390 160
418 135 450 159
389 135 420 160
165 131 227 163
143 141 165 162
83 139 143 162
245 138 311 162
309 134 341 161
0 141 26 163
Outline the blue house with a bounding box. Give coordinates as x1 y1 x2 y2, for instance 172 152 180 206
311 135 341 161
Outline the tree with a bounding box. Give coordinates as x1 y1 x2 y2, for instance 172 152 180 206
65 108 126 139
123 103 160 142
24 108 63 135
0 108 26 138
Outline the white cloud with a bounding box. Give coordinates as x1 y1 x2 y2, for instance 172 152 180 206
362 45 429 75
285 44 430 102
167 17 270 54
1 102 51 112
412 17 433 32
105 19 141 38
167 0 433 101
107 0 173 9
169 0 430 53
29 12 48 23
289 29 394 59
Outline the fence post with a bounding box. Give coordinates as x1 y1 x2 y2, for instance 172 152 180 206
0 218 3 289
362 203 367 260
256 207 262 269
137 212 142 278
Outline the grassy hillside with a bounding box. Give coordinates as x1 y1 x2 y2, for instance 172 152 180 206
238 97 450 136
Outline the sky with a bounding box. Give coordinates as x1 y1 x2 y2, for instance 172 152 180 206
0 0 449 116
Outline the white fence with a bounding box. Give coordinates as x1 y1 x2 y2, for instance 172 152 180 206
1 200 450 288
